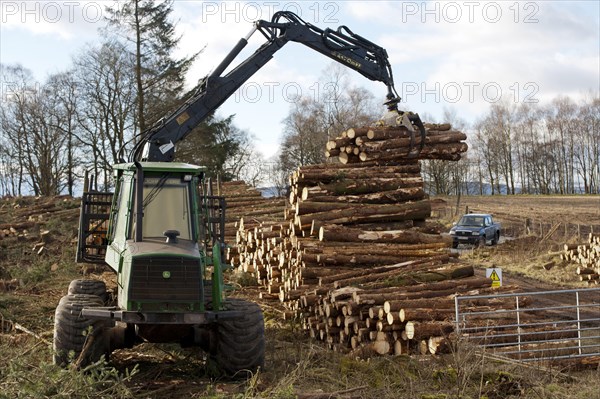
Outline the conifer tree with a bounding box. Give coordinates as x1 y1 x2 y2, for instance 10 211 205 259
105 0 198 132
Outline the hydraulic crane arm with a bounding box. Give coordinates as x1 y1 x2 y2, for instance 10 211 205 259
132 11 420 162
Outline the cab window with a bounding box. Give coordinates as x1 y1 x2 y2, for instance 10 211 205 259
112 176 132 242
141 175 192 240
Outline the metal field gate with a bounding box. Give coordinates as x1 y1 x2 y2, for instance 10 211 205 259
454 288 600 363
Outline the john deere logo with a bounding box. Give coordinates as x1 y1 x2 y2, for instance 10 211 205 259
162 271 171 279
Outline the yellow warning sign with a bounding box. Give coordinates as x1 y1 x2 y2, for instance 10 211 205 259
486 268 502 287
489 270 501 287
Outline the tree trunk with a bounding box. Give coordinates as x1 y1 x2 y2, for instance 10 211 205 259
297 200 431 226
314 253 422 267
347 127 374 139
306 245 448 258
304 177 424 198
354 280 490 306
296 188 426 213
404 321 454 340
333 261 468 289
134 0 146 134
361 131 467 151
319 224 450 245
299 187 426 206
359 143 468 162
299 164 421 182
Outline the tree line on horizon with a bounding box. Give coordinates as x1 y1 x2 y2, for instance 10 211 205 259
0 0 257 196
422 95 599 196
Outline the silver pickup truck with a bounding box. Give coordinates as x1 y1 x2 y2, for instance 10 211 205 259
449 213 501 248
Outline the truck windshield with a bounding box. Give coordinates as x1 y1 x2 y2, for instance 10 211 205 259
458 216 485 227
141 175 191 240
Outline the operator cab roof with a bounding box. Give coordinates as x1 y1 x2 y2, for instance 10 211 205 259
112 162 206 175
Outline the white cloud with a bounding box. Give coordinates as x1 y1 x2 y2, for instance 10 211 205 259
360 1 600 121
0 1 109 39
346 1 399 23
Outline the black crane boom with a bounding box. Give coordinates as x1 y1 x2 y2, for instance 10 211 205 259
132 11 412 163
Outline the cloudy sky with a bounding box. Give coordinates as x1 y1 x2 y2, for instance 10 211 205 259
1 1 598 159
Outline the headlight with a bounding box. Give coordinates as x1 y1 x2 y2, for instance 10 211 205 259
472 231 480 235
449 230 455 235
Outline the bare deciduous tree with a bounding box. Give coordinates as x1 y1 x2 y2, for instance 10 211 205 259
278 64 382 178
0 65 73 195
72 40 137 189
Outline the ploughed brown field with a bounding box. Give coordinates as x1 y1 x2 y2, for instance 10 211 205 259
432 195 600 288
433 195 600 239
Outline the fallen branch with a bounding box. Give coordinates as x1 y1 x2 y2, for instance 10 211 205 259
14 322 52 346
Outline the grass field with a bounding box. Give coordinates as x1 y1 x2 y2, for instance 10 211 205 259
1 195 599 398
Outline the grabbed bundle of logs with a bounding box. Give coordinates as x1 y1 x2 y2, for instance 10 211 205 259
325 123 468 164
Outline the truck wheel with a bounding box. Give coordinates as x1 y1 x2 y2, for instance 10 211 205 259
212 298 265 378
452 240 459 249
491 232 500 246
53 294 107 368
68 279 108 303
477 236 486 247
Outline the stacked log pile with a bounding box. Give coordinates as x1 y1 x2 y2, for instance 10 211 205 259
217 181 284 246
228 124 530 356
0 196 78 240
216 181 284 272
0 196 79 257
559 233 600 284
0 195 80 289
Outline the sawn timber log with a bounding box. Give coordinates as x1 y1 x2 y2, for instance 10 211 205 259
301 177 423 199
319 224 450 245
296 200 431 226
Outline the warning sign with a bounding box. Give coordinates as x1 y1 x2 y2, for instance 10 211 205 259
486 268 502 287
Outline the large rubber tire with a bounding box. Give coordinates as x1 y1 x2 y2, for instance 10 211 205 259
491 232 500 246
53 294 107 368
452 240 459 249
68 279 108 304
477 236 486 247
213 298 265 378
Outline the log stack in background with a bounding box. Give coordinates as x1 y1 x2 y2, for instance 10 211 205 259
217 181 284 264
226 124 526 356
559 233 600 284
